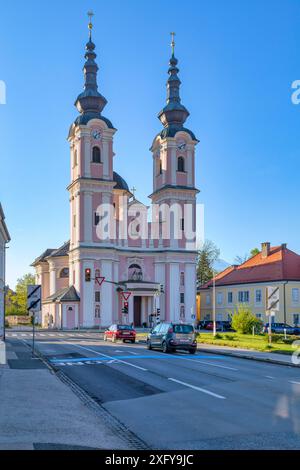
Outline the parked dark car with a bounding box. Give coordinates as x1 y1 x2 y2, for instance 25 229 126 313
147 322 197 354
262 323 300 335
204 321 233 332
104 324 136 343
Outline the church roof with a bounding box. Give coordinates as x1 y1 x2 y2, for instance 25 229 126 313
46 241 70 259
113 171 130 192
31 248 56 267
44 286 80 303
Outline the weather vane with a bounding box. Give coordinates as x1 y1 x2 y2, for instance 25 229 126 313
170 32 176 56
88 10 94 37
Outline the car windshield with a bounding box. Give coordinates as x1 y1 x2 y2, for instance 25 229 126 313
173 324 194 334
117 325 133 330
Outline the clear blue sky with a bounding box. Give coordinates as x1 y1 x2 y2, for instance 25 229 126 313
1 0 300 288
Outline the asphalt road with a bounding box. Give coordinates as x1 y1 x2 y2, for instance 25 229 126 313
6 330 300 450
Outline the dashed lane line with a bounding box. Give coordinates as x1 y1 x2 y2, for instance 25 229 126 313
75 344 148 372
168 378 226 400
186 359 239 371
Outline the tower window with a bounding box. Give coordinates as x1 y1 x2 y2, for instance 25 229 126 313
92 146 101 163
95 291 101 302
177 156 185 172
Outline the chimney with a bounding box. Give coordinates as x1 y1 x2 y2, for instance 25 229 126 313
281 243 287 250
261 242 271 258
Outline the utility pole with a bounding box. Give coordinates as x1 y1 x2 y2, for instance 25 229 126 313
212 271 217 337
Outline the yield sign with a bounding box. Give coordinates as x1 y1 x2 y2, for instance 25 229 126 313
96 276 105 287
121 291 131 301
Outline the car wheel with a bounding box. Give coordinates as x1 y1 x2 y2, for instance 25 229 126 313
189 349 196 355
162 341 169 353
131 339 136 344
147 339 152 350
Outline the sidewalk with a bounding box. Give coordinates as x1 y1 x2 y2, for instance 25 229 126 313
0 340 128 450
198 343 299 367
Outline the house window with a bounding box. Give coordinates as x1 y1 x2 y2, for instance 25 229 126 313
292 288 299 303
206 294 211 305
92 146 101 163
95 291 100 303
256 313 263 319
228 292 233 304
238 291 249 303
180 272 185 287
180 306 185 319
180 293 185 304
180 218 184 231
177 156 185 172
255 289 262 304
217 292 223 305
293 314 300 326
60 267 69 278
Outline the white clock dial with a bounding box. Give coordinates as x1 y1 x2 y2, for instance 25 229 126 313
92 130 101 140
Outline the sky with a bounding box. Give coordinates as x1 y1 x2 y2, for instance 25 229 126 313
1 0 300 288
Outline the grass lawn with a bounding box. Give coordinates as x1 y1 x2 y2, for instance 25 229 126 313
197 332 298 355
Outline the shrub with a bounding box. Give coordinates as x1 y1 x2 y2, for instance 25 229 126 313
231 304 263 334
214 333 222 339
225 334 235 341
264 333 282 343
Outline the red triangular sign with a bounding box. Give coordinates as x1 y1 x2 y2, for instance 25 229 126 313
121 291 131 301
96 276 105 287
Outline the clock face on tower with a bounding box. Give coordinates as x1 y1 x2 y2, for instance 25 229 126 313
92 130 101 140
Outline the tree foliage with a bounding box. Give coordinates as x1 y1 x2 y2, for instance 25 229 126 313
235 247 260 265
231 304 262 334
5 273 35 316
197 240 220 286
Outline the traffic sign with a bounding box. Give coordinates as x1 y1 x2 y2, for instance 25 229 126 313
266 286 280 312
96 276 105 287
27 285 41 313
121 291 131 301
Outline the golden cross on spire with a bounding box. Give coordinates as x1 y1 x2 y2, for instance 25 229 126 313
170 32 176 56
88 10 94 37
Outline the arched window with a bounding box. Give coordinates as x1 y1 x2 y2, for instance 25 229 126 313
177 156 185 172
128 264 143 281
74 149 78 167
59 267 69 278
180 306 185 320
92 146 101 163
159 159 162 175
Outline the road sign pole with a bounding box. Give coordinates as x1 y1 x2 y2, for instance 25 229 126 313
32 312 35 357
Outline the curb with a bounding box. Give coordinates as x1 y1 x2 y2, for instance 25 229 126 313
197 345 299 368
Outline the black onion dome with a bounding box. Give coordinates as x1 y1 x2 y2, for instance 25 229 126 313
113 171 130 192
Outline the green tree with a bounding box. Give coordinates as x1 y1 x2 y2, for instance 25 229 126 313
250 247 260 257
231 304 262 334
197 240 220 285
235 247 260 265
14 273 36 315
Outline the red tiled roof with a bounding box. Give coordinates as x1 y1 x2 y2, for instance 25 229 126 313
200 245 300 289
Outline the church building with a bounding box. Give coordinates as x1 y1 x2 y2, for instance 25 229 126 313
32 19 199 329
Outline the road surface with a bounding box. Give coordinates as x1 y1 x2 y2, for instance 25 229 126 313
6 330 300 450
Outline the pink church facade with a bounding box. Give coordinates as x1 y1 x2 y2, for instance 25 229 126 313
32 25 199 329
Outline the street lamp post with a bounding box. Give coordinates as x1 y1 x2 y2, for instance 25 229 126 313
212 271 217 337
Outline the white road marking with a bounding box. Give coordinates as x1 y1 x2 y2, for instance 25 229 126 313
128 351 139 355
266 376 275 379
189 359 238 371
11 334 17 337
168 378 226 399
75 344 148 371
290 381 300 385
21 334 27 337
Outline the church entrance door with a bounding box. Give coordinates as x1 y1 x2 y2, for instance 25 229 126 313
134 297 142 327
